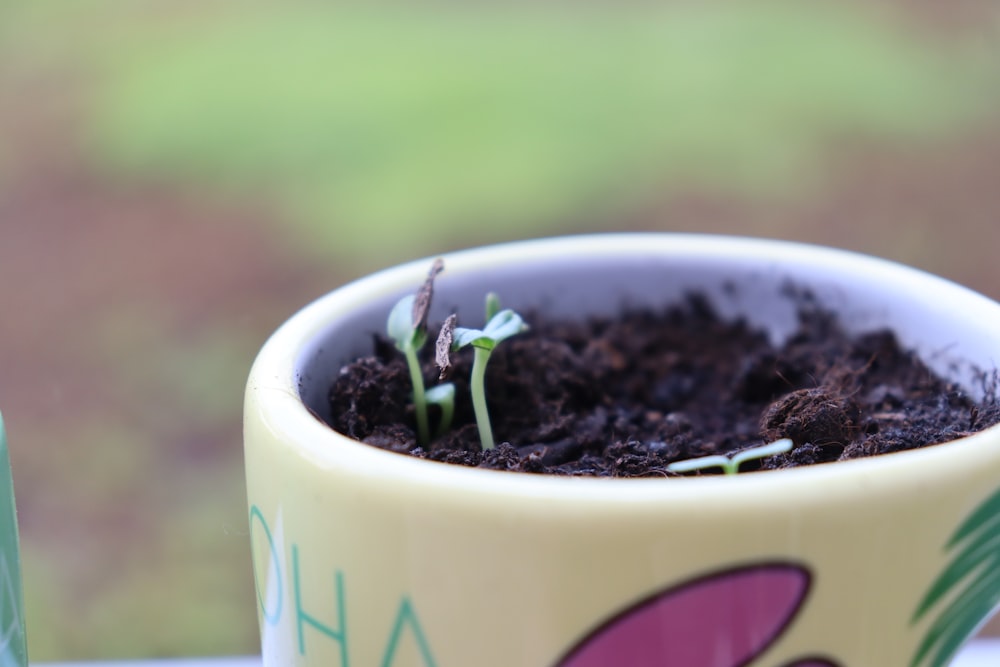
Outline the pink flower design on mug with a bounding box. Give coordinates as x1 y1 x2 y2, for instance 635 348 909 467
556 563 842 667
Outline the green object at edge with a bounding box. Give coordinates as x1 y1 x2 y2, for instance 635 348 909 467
0 414 27 667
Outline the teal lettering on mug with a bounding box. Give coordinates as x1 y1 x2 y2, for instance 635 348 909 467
380 597 437 667
249 505 283 625
293 545 349 664
249 507 438 665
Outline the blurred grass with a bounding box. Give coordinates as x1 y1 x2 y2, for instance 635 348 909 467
21 462 254 658
13 310 261 660
93 307 263 430
85 3 999 263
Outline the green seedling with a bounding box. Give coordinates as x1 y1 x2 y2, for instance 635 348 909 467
425 382 455 439
667 438 794 476
437 294 528 450
387 259 443 445
484 291 501 321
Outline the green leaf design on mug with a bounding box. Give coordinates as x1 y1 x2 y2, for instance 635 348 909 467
910 485 1000 667
0 413 27 667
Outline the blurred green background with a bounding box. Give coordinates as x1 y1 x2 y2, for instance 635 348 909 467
1 0 999 659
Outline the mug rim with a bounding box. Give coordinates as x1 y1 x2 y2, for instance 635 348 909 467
245 233 1000 506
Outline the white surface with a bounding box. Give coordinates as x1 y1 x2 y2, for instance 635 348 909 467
31 640 1000 665
954 638 1000 666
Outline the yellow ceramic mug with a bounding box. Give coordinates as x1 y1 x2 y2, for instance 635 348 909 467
244 235 1000 667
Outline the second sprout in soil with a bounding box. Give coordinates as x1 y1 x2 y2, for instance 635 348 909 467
438 293 528 451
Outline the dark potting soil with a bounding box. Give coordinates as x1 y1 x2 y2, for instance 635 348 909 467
327 294 1000 477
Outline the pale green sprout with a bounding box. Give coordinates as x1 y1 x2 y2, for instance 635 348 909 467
667 438 794 476
386 259 444 445
445 296 528 450
484 291 501 321
387 294 432 444
425 382 455 439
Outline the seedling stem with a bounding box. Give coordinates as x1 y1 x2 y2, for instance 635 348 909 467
403 344 431 445
470 347 495 449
